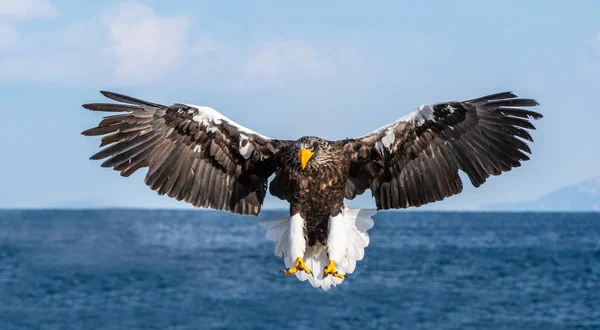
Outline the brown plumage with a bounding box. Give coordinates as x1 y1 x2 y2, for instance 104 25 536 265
82 91 542 250
270 137 349 245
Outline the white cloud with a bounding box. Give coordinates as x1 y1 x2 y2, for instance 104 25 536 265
0 0 60 77
0 1 356 90
0 0 58 50
102 1 189 84
0 0 58 21
174 37 339 91
246 40 331 80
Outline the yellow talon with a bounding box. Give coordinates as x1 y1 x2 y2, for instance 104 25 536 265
282 257 312 276
323 260 345 279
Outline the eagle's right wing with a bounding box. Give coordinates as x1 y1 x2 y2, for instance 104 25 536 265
82 91 291 215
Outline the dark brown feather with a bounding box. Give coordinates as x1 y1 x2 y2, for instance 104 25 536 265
82 91 291 215
342 92 542 210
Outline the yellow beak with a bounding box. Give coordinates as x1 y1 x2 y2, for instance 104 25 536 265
298 148 313 170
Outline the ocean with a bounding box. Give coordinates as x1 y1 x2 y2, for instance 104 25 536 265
0 210 598 330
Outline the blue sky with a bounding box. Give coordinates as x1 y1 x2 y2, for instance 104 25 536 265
1 0 599 210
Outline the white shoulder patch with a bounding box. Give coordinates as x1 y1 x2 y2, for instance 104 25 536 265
399 103 434 126
360 103 436 139
381 128 395 147
374 127 395 154
183 103 271 140
191 106 223 125
238 133 254 159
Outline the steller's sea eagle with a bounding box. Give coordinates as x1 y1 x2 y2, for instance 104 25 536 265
82 91 542 290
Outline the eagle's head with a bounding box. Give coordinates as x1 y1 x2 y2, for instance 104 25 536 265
294 136 328 170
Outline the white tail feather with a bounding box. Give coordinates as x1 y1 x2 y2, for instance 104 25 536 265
259 207 376 291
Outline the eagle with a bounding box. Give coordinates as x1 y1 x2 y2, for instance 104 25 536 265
82 91 542 290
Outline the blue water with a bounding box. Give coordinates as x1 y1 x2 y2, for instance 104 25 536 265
0 210 599 330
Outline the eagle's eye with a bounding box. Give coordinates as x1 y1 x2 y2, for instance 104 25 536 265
312 142 319 152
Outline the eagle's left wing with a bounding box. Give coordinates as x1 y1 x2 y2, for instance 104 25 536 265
82 91 291 215
342 92 542 209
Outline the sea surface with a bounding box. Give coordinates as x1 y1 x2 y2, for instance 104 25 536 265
0 210 599 330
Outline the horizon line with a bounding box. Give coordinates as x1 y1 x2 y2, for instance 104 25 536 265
0 207 598 213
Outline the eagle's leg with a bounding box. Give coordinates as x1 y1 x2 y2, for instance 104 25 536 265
281 213 311 276
282 257 312 276
323 212 346 279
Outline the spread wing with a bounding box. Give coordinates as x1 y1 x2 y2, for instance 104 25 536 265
342 92 542 209
82 91 291 215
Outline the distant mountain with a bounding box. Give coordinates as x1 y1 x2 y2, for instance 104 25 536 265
485 177 600 211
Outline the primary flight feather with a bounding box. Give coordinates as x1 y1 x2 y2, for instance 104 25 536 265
82 91 542 290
